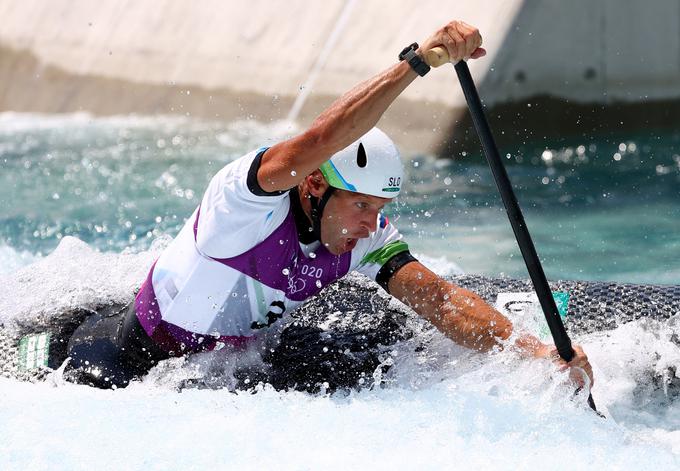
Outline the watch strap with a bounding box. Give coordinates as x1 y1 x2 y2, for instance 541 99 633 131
398 42 430 76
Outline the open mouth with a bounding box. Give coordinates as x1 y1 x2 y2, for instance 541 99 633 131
344 238 357 250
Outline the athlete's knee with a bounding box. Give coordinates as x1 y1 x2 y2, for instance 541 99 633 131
65 304 133 388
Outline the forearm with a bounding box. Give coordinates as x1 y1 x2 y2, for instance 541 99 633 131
307 61 417 154
428 284 513 352
389 262 542 353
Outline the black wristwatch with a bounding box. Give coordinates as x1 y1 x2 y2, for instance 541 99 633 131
398 42 430 76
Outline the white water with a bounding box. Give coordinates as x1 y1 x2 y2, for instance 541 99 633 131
0 244 37 276
1 237 679 469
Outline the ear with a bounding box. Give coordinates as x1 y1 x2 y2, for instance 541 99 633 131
305 169 329 198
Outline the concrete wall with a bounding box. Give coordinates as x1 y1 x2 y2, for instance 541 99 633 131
0 0 521 103
1 0 679 152
482 0 680 104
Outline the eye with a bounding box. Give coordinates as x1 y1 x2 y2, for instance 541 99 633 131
355 202 369 210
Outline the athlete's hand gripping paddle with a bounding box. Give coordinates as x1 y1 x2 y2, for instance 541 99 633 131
425 47 600 415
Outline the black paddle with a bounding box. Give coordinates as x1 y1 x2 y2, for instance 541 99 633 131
425 48 599 414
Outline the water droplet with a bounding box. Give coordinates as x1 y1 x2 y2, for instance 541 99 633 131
309 252 316 259
290 170 297 176
444 177 452 185
282 268 290 276
323 347 329 353
341 228 348 234
316 280 322 288
279 239 284 245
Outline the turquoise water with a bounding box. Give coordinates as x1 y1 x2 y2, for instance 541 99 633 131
1 112 679 284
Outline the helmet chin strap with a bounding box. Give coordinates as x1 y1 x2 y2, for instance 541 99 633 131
309 186 335 242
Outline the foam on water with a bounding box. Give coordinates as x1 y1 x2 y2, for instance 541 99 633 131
0 336 678 470
0 238 679 469
0 244 37 275
0 236 165 330
412 252 465 277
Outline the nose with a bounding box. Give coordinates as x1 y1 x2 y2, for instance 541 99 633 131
360 210 379 235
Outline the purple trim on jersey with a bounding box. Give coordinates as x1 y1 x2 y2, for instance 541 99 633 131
196 204 351 301
135 193 351 353
193 205 201 239
135 264 253 354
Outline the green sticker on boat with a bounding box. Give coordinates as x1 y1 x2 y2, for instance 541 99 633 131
17 332 50 371
552 291 569 318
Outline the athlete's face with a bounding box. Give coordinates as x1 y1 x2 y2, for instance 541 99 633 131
320 189 390 255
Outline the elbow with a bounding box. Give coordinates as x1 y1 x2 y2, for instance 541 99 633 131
302 123 339 155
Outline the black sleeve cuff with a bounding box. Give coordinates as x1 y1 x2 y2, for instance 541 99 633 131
246 148 288 197
375 251 418 293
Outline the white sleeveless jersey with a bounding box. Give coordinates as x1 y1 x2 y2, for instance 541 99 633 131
134 148 414 353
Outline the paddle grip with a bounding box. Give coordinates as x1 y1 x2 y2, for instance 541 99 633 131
424 46 450 67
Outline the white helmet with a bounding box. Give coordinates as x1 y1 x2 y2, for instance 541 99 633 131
319 127 403 198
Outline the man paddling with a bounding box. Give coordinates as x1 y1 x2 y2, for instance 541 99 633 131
66 20 593 390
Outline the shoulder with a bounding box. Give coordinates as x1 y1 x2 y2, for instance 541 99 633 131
194 147 292 258
208 147 288 203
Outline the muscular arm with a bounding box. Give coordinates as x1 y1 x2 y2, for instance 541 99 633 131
388 261 543 354
257 61 418 192
256 20 484 193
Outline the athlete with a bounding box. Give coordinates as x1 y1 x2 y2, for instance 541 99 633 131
66 20 593 390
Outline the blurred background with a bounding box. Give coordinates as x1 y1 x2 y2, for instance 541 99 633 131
1 0 679 283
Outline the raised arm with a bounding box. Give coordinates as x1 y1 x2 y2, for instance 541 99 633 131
257 20 485 193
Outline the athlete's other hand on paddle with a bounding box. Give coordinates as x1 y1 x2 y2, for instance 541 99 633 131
524 337 594 387
418 20 486 62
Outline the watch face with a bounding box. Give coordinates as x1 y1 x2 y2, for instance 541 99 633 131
399 47 412 60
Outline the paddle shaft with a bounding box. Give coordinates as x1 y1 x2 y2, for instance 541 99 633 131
452 61 574 360
451 60 599 413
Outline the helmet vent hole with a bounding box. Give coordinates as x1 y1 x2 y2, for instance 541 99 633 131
357 142 367 168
